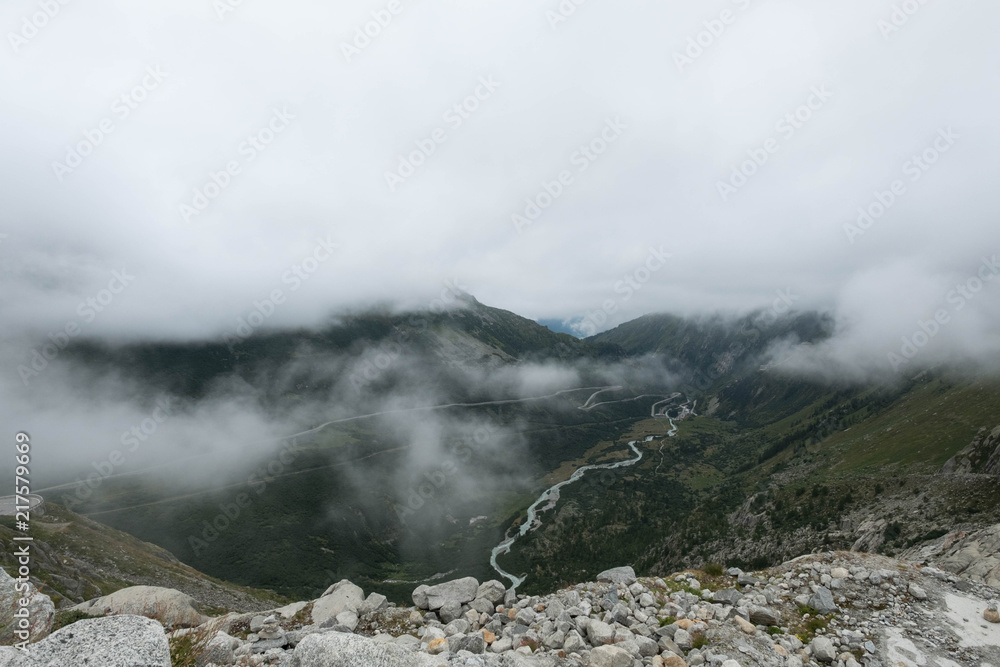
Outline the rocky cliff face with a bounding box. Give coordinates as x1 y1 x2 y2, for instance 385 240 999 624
941 425 1000 476
5 538 1000 667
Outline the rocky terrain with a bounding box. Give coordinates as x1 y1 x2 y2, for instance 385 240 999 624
4 524 1000 666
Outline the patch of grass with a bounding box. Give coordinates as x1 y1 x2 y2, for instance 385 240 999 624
169 628 213 667
50 609 93 633
658 616 676 627
703 562 724 577
766 625 783 635
692 634 708 650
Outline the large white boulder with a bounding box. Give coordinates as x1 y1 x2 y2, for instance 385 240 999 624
423 577 479 611
12 615 170 666
290 631 442 666
0 567 54 644
71 585 207 629
311 580 364 625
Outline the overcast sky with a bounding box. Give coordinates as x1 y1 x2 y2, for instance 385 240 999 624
1 0 998 370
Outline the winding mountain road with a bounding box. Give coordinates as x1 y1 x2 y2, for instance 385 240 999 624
489 391 689 590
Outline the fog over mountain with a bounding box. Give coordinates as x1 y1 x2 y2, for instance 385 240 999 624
1 0 997 367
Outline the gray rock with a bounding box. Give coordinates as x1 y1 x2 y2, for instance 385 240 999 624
515 607 536 626
0 647 24 667
71 585 206 629
198 631 239 665
438 600 463 624
908 583 928 600
22 615 170 666
358 592 388 616
589 644 633 667
587 619 615 645
423 577 479 610
543 629 564 649
810 635 837 662
454 633 486 653
0 567 54 644
444 619 469 636
251 637 288 653
312 580 364 625
563 629 587 653
470 597 495 614
635 635 659 657
674 628 692 650
737 573 761 586
712 589 743 605
250 615 266 633
412 584 430 610
748 605 781 626
504 587 517 607
334 610 358 632
476 580 507 606
808 586 837 614
291 631 442 666
658 635 682 654
596 566 637 585
490 637 513 654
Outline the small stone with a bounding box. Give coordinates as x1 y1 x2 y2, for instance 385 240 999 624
984 607 1000 623
427 637 448 654
713 589 743 605
734 615 755 634
811 636 837 663
590 644 633 667
358 592 388 616
809 587 837 614
749 605 781 626
587 619 615 645
908 583 928 600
